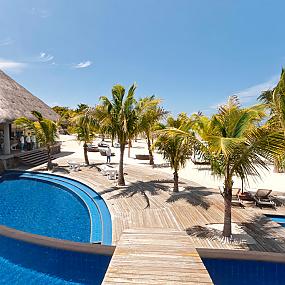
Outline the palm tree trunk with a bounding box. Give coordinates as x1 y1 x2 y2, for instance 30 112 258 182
128 139 131 158
273 158 280 173
118 143 125 186
222 174 232 239
173 170 179 192
147 135 154 165
47 145 53 170
83 142 89 165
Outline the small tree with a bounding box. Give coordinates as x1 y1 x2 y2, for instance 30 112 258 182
15 111 58 170
71 113 95 165
136 95 167 165
155 114 192 192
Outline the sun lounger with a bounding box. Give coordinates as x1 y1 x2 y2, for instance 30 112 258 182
107 169 118 180
252 189 276 209
219 186 244 207
68 161 81 172
98 164 118 179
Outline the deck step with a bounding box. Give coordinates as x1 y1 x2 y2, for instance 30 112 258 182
17 149 54 167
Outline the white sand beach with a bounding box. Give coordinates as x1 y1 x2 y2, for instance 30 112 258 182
56 135 285 194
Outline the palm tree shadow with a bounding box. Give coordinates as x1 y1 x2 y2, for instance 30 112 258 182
186 225 222 241
166 186 213 209
108 179 175 208
241 215 285 252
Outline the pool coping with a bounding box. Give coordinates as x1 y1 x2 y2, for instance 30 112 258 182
0 224 115 256
198 248 285 263
2 170 112 245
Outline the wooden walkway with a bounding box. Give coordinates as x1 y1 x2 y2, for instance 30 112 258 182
33 159 285 252
102 228 213 285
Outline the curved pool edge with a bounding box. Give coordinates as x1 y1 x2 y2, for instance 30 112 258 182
0 224 114 284
198 248 285 263
2 170 112 245
0 224 115 256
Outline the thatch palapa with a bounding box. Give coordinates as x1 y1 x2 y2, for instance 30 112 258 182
0 69 59 123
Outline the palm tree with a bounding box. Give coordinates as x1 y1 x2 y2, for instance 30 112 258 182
258 69 285 172
71 113 95 165
14 111 58 170
136 95 167 165
179 97 285 240
155 114 193 192
100 84 137 186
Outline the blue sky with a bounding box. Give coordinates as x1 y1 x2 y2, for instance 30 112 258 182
0 0 284 115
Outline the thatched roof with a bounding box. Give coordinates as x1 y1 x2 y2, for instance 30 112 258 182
0 69 59 124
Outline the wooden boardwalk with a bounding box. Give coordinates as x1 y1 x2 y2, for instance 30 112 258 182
102 228 213 285
60 163 285 252
33 157 285 253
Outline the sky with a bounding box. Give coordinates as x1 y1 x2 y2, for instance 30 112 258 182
0 0 285 116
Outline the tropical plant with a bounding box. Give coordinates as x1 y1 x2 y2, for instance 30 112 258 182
52 106 75 134
75 103 89 113
175 97 285 240
258 69 285 172
14 111 58 170
136 95 167 164
100 84 137 185
71 113 95 165
155 114 193 192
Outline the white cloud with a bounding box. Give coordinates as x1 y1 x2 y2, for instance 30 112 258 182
74 61 92 69
30 8 50 18
0 59 26 72
38 52 54 62
233 75 279 103
0 38 14 46
209 75 280 110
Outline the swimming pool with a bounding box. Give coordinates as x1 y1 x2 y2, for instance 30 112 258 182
266 214 285 227
199 249 285 285
0 229 113 284
203 258 285 285
1 171 112 244
0 171 113 284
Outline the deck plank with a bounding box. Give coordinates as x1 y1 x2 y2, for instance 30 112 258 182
102 228 213 285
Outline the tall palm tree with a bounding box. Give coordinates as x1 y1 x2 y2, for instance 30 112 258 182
175 97 285 240
14 111 58 170
258 69 285 172
100 84 137 186
136 95 167 165
155 114 193 192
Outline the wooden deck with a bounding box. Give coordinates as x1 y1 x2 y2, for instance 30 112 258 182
102 228 213 285
57 163 285 252
30 157 285 284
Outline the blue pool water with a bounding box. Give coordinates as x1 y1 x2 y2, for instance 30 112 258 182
0 234 111 284
0 171 113 284
0 177 90 242
203 258 285 285
266 214 285 227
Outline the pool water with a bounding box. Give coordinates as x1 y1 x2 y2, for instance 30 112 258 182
266 214 285 227
0 234 111 284
0 177 91 242
203 258 285 285
0 171 113 284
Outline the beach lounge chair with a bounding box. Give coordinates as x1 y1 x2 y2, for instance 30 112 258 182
107 169 118 180
68 161 81 172
253 189 276 209
219 186 244 207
